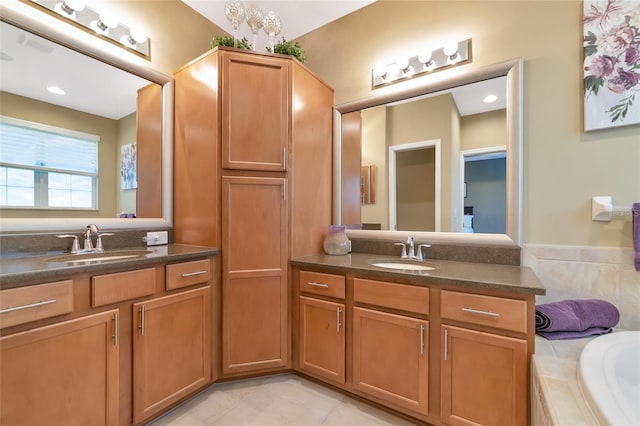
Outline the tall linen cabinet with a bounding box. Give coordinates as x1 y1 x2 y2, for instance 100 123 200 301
173 47 334 378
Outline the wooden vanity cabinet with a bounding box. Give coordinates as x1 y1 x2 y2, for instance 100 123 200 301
352 278 429 416
174 47 333 378
0 309 119 426
0 255 216 426
292 266 536 426
297 271 346 384
132 287 211 423
440 290 530 426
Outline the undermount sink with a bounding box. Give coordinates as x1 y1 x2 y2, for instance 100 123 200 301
368 259 438 271
46 250 152 263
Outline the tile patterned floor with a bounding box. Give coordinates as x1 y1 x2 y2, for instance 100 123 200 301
150 374 419 426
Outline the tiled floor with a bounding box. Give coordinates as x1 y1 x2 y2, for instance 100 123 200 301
150 373 419 426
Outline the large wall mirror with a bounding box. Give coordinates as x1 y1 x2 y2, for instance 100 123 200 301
0 2 173 232
334 58 522 247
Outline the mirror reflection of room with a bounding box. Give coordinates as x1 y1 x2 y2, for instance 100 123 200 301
0 21 163 220
355 76 507 234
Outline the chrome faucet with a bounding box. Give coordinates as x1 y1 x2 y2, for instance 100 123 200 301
57 224 113 254
84 224 99 251
395 236 431 260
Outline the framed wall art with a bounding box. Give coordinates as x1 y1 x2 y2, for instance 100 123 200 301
583 0 640 131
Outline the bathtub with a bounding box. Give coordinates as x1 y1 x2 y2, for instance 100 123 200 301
578 331 640 426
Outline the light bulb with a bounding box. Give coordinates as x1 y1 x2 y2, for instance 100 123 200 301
483 94 498 103
374 63 388 78
130 28 147 44
54 0 84 19
99 12 118 29
91 11 118 34
418 50 432 64
443 41 459 58
121 28 147 48
396 57 409 72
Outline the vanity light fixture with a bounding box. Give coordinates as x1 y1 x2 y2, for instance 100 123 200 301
28 0 151 58
372 39 471 88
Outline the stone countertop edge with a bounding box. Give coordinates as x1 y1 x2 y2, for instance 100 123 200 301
0 244 219 288
291 252 546 295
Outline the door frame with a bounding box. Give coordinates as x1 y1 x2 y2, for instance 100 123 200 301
388 139 441 231
458 145 506 232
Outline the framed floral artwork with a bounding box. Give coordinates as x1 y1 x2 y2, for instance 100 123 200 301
583 0 640 131
121 143 137 190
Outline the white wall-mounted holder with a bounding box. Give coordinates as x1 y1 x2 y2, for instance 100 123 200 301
592 196 613 221
591 196 631 221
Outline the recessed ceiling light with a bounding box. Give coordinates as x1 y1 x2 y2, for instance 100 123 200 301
47 86 66 95
483 94 498 103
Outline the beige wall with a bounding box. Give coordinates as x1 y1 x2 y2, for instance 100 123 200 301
379 94 460 230
461 110 507 151
297 0 639 248
89 0 223 76
0 91 118 218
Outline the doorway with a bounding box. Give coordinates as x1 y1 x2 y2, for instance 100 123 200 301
460 147 506 234
389 139 440 231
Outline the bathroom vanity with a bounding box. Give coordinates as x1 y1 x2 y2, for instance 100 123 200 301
0 245 218 426
291 253 545 426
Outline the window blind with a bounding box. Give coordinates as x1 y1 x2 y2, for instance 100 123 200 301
0 116 98 174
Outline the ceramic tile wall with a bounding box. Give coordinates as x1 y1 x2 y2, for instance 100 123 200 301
523 244 639 330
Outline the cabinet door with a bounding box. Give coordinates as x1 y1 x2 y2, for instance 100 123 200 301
299 296 345 384
222 176 288 374
441 325 527 426
221 51 290 171
1 310 119 426
352 307 428 415
133 287 212 424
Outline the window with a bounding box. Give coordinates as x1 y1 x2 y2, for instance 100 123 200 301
0 116 99 209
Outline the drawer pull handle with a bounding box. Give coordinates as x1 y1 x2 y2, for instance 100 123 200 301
336 307 342 333
420 324 425 355
307 282 329 288
0 299 57 314
462 307 500 317
181 270 207 277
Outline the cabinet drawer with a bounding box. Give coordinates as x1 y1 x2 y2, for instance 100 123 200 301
166 259 212 290
441 290 527 333
299 271 345 299
92 268 156 307
1 280 74 328
354 278 429 315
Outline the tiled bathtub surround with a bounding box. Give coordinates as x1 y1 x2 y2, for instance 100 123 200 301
531 335 599 426
523 244 639 331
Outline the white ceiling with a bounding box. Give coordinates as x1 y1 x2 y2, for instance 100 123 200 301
182 0 376 52
0 21 150 120
0 2 505 120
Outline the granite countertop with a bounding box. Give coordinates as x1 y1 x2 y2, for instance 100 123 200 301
0 244 219 288
291 252 546 295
